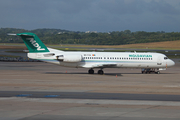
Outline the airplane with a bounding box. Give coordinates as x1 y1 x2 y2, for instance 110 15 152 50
8 32 175 74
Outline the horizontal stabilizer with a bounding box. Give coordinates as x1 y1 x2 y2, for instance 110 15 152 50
7 33 17 36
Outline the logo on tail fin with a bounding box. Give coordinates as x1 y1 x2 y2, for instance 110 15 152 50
26 38 45 51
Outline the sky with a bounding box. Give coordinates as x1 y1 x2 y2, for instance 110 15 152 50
1 0 180 32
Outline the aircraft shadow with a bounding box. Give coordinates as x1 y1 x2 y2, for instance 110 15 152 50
45 72 87 75
44 72 122 76
44 72 175 76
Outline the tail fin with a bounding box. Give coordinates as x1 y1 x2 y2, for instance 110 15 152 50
17 32 49 53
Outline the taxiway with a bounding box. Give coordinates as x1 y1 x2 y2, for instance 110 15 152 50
0 60 180 120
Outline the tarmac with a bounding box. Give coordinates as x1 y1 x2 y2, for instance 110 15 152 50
0 59 180 120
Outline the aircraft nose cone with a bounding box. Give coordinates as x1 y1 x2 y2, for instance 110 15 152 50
168 60 175 67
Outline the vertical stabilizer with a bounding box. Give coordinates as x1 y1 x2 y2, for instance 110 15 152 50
17 32 49 53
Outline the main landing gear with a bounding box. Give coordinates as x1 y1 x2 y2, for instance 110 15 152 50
88 69 94 74
98 69 104 75
88 69 104 75
141 68 160 74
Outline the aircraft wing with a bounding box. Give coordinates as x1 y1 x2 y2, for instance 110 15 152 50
84 63 117 68
92 63 117 67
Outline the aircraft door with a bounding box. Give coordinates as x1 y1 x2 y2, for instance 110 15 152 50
157 56 162 65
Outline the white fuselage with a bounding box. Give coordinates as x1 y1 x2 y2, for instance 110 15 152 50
28 48 175 70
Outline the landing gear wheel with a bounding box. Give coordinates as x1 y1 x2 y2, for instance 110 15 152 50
88 69 94 74
98 70 104 75
142 68 157 74
156 71 160 74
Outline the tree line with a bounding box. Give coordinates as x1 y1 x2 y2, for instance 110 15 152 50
0 28 180 45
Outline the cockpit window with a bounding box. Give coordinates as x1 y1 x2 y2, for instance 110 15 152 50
164 57 168 60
